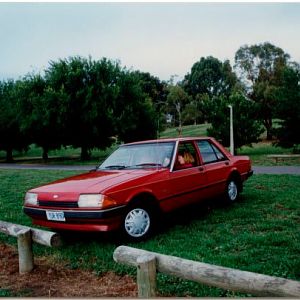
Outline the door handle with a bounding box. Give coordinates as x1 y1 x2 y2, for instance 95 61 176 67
225 161 229 166
199 166 204 172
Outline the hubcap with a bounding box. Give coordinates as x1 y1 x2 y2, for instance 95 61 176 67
228 181 238 201
124 208 150 238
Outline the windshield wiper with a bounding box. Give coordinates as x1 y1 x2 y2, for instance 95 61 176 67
127 163 163 168
102 165 126 170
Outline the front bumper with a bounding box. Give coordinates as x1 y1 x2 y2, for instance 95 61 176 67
23 205 126 232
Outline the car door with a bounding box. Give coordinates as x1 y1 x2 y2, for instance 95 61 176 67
196 139 231 197
159 141 208 212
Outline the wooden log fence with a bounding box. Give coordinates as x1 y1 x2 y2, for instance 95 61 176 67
113 245 300 298
0 220 61 274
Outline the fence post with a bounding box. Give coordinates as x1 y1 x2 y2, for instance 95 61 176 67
137 254 156 298
17 228 34 274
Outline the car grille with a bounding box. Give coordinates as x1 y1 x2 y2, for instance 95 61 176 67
38 200 78 208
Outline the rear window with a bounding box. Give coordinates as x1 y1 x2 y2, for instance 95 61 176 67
197 140 225 164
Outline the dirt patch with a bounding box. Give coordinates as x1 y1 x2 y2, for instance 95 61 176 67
0 243 137 297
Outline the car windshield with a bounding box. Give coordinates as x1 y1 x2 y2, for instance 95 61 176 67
99 142 175 170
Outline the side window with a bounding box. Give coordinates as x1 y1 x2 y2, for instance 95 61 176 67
197 140 219 164
174 142 199 170
211 144 226 161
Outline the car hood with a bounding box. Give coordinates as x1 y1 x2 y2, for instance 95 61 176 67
30 169 161 198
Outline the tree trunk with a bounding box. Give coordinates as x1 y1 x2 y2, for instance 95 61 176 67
81 146 91 161
42 146 48 161
264 117 273 140
6 148 13 163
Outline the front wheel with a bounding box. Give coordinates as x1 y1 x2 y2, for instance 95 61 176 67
225 179 239 202
122 206 154 241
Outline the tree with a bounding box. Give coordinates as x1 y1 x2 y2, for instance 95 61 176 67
166 85 190 135
235 42 290 139
16 74 65 160
132 71 168 134
132 71 167 105
113 70 157 143
275 65 300 149
182 100 203 125
45 56 120 160
0 80 28 161
183 56 237 98
207 92 263 152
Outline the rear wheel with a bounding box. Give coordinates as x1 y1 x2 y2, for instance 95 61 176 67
122 204 155 241
225 178 239 203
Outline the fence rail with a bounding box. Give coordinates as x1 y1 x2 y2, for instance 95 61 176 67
0 220 61 273
113 245 300 298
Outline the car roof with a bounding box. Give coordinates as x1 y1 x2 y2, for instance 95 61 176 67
122 137 213 146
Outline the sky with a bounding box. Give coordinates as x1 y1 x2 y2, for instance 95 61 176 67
1 2 300 82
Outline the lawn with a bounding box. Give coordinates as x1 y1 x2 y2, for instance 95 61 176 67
0 169 299 297
160 123 210 138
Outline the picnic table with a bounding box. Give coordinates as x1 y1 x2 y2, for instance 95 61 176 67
267 154 300 163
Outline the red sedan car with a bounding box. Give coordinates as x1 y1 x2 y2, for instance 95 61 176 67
24 137 253 241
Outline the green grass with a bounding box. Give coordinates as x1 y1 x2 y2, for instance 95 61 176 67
0 145 116 166
160 123 210 138
238 141 300 166
0 169 299 297
0 289 12 297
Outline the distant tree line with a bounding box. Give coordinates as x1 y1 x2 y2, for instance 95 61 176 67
0 57 167 161
1 42 300 161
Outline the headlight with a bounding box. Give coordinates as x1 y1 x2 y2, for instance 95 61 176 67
78 194 116 208
25 193 38 205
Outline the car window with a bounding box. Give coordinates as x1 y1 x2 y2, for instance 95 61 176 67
99 142 175 170
174 142 199 170
197 140 219 164
211 144 226 160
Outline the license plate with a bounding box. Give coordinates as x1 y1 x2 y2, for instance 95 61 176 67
46 211 65 222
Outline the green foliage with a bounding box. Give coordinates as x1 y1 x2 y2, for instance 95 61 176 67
132 71 167 106
0 56 164 161
182 100 203 125
45 56 120 159
166 84 191 130
114 71 157 142
207 92 264 150
0 80 28 161
16 73 65 160
0 170 299 297
0 289 12 297
183 56 237 98
274 65 300 148
235 42 290 139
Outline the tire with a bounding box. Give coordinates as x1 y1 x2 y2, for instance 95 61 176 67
225 178 240 203
122 204 155 241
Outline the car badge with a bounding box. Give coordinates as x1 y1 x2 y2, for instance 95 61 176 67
53 195 59 199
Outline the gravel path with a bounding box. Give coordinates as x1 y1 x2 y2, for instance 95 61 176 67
0 163 300 174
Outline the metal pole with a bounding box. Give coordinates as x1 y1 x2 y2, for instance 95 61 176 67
228 105 234 155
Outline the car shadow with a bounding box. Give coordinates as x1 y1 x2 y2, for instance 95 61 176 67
57 230 121 245
155 195 244 236
57 196 244 245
